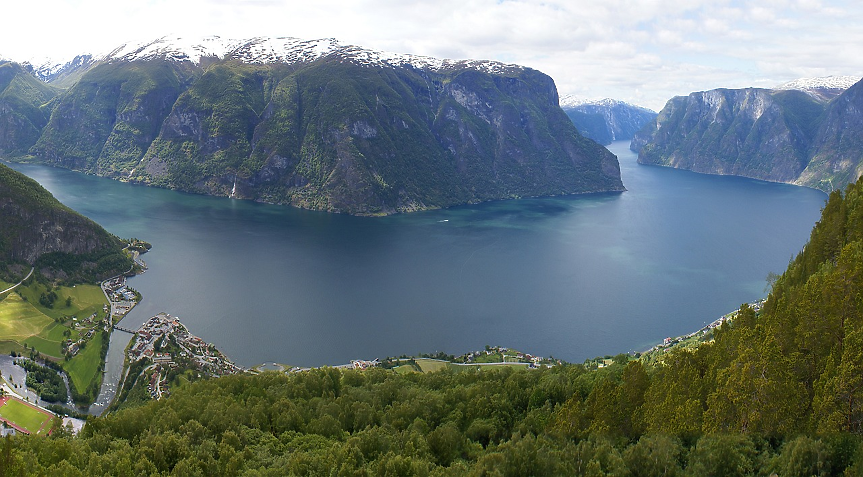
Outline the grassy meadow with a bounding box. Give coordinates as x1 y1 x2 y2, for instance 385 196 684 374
0 282 108 403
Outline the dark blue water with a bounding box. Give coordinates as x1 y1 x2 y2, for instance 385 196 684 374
5 142 827 367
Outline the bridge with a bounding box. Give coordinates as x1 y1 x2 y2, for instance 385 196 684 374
112 325 137 335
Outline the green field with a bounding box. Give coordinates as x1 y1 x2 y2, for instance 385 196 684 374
411 358 530 374
414 358 450 373
64 331 104 393
23 335 63 357
0 282 109 404
0 293 53 341
0 283 108 359
0 340 24 354
393 364 419 374
0 398 54 435
17 283 107 322
21 322 69 357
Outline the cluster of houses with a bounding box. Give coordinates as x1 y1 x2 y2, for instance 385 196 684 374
653 299 767 352
128 313 244 377
60 313 101 357
100 276 138 319
459 346 547 367
147 366 164 399
350 359 379 370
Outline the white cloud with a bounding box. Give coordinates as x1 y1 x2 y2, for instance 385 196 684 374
0 0 860 112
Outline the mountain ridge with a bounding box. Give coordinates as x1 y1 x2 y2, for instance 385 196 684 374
0 35 624 216
632 77 863 192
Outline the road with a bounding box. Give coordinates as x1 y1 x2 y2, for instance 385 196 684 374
0 267 34 295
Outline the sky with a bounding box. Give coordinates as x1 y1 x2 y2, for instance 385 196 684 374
1 0 861 111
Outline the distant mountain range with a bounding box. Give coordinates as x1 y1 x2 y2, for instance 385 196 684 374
559 96 656 145
0 36 624 215
632 75 863 192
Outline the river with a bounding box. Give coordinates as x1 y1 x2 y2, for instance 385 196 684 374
6 141 827 412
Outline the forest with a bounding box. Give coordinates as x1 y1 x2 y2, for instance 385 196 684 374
4 178 863 475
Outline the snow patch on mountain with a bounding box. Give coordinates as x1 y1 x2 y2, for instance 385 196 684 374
25 54 97 82
775 75 861 92
99 35 524 75
559 94 591 109
103 35 242 63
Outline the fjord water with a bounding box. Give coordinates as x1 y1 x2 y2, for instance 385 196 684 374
7 142 826 370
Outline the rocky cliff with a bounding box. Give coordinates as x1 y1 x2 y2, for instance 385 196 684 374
632 78 863 192
6 36 624 215
0 163 130 281
799 79 863 191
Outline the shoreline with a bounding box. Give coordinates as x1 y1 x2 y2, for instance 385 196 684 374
640 299 766 357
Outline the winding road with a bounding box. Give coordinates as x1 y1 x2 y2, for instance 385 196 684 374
0 267 34 295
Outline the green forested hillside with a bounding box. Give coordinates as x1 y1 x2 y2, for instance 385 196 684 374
7 177 863 475
0 62 59 157
0 163 131 282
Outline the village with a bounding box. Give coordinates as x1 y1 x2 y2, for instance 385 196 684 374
100 276 140 323
126 313 244 399
457 345 548 367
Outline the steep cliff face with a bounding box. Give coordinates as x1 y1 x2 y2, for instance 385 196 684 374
632 87 828 186
0 61 58 157
14 37 623 215
799 79 863 191
561 98 656 145
30 60 199 175
632 78 863 192
0 163 129 280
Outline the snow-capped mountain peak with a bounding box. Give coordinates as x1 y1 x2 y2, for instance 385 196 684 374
559 94 591 108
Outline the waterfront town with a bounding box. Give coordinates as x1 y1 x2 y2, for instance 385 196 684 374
126 313 244 399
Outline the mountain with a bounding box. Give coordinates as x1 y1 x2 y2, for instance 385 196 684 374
5 36 624 216
0 61 59 157
22 54 100 88
0 162 130 282
560 96 656 145
559 96 656 145
632 76 863 192
799 78 863 190
774 75 860 102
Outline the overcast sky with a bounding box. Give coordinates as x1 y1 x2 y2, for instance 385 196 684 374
2 0 861 111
